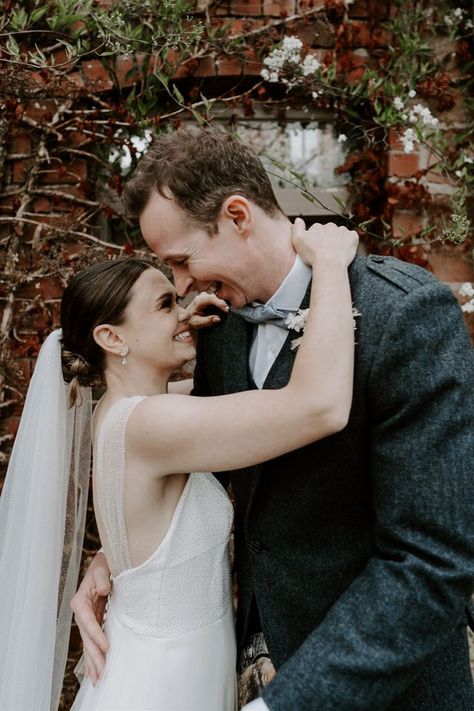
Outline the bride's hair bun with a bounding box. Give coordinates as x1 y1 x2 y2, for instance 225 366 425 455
61 348 99 406
61 348 96 386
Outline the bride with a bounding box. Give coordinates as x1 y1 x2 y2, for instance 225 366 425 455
0 219 357 711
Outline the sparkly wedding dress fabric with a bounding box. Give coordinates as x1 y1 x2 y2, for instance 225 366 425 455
71 397 237 711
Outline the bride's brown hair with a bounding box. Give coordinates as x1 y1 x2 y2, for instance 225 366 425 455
61 258 152 405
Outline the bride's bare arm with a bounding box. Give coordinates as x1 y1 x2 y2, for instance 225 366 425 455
127 220 358 475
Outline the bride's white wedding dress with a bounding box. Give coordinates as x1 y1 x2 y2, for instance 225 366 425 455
71 396 237 711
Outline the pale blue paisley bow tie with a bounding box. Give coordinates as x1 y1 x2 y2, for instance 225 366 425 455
232 302 293 329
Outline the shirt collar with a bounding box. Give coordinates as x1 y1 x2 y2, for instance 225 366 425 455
263 254 312 311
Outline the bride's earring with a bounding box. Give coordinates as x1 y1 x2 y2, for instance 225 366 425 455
119 347 129 366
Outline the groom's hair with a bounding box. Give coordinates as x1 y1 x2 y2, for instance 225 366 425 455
123 127 283 233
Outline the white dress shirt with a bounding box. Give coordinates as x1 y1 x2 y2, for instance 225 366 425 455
249 255 312 388
243 697 270 711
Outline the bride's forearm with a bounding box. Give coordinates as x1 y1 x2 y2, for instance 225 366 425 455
288 260 354 425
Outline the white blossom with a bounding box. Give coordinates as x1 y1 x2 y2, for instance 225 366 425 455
302 54 321 76
285 308 309 333
286 305 360 350
461 300 474 313
444 8 466 27
282 35 303 52
408 103 439 128
338 134 348 143
402 128 417 153
408 89 417 98
393 96 404 110
312 90 319 99
455 169 463 178
459 282 474 298
261 36 303 83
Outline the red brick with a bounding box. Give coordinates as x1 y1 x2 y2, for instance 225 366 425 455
65 71 85 90
217 56 243 76
23 101 58 123
39 277 64 299
12 158 34 184
346 49 369 83
388 128 404 151
388 152 420 178
429 244 474 282
195 55 218 78
230 0 262 16
8 132 31 155
263 0 295 16
225 18 265 35
244 47 263 76
39 160 88 185
392 211 424 238
32 197 52 212
81 60 114 90
114 54 145 88
297 0 325 11
348 0 368 17
1 416 20 439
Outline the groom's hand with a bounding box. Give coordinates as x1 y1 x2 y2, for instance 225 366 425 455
70 551 111 685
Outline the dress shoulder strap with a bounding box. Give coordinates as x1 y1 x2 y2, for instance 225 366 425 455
94 396 146 575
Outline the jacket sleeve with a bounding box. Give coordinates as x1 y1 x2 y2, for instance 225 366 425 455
191 331 211 397
262 280 474 710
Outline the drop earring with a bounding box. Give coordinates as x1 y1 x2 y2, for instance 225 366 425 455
119 347 129 366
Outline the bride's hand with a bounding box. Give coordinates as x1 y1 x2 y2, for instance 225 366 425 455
292 217 359 268
185 292 229 334
70 551 111 685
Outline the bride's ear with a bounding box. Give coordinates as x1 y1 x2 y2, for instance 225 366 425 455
93 324 126 358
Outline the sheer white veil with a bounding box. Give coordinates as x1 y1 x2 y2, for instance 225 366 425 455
0 329 92 710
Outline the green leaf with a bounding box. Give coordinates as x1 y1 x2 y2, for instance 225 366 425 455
268 158 287 172
172 84 184 104
9 7 29 31
6 35 21 58
30 6 50 24
333 195 347 211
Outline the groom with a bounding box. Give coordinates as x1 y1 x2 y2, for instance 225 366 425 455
73 127 474 709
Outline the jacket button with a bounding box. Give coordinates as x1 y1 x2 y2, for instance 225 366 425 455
248 539 262 554
371 255 385 263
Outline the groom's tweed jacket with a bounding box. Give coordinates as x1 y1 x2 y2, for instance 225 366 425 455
193 255 474 711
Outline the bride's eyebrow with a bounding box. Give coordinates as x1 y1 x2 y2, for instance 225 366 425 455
154 288 176 305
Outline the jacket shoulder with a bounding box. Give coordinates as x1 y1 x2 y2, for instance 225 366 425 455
363 255 437 294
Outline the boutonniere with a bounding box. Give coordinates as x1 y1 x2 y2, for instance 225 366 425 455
285 307 361 351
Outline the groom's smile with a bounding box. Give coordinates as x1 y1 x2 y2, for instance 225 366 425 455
139 190 258 309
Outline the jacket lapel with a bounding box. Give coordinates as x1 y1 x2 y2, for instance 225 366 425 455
222 311 255 395
262 280 312 390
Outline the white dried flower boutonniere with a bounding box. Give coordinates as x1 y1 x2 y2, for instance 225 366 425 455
286 307 361 350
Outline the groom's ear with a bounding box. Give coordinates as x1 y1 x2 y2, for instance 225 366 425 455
93 324 126 357
219 195 253 238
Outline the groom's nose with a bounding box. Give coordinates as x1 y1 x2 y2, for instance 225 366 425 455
172 267 194 297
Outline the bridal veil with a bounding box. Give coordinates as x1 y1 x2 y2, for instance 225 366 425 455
0 330 92 710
